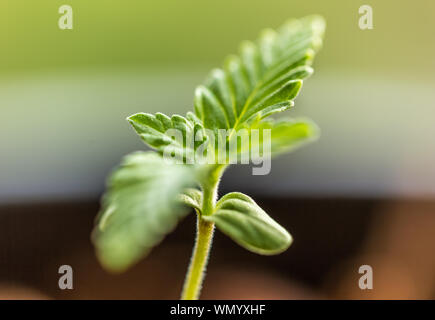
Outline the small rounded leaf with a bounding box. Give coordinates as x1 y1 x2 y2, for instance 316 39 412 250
204 192 292 255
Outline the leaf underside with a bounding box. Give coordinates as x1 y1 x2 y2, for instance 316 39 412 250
93 152 195 272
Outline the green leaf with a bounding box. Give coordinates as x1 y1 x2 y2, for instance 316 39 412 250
241 117 320 159
93 152 196 272
177 188 203 214
127 112 209 162
203 192 292 255
128 16 324 166
195 15 325 131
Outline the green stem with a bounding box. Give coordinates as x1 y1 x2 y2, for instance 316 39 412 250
181 165 225 300
181 217 215 300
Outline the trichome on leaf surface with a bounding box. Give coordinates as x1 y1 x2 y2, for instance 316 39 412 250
92 15 325 300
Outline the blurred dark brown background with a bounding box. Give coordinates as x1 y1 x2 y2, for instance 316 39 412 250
1 195 434 300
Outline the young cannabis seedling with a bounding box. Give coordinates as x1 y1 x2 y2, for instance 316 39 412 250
93 15 325 300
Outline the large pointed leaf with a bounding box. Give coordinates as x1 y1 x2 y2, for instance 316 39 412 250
93 152 196 272
195 15 325 132
203 192 292 255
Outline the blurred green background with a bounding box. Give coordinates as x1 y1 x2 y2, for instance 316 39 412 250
1 0 435 202
1 1 434 74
